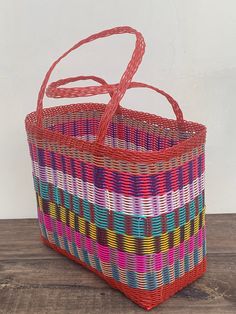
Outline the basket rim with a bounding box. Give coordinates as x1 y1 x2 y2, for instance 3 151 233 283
25 102 206 163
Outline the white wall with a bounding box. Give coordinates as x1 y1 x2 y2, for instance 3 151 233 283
0 0 235 218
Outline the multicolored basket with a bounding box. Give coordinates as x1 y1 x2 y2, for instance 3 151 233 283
25 26 207 310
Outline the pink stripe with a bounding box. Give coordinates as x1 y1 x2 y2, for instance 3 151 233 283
136 255 146 272
39 210 205 273
179 242 185 260
117 250 126 268
30 142 205 198
37 208 43 224
154 252 163 271
198 228 203 247
65 225 72 242
85 237 93 254
75 231 81 248
44 214 52 231
189 235 195 253
97 243 110 263
168 247 174 265
56 220 63 237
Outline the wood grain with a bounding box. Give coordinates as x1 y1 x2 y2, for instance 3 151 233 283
0 214 236 314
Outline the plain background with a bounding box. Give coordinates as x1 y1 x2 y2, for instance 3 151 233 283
0 0 235 218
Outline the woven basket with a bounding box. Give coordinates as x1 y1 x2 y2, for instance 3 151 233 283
25 26 207 310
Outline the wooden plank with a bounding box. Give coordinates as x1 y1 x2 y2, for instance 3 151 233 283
206 214 236 253
0 219 61 260
0 254 235 314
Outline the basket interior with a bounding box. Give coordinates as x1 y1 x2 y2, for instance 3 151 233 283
43 108 194 152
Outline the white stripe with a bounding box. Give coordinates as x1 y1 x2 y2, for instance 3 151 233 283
32 161 205 217
78 134 149 151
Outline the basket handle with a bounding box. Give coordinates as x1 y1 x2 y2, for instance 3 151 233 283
36 26 145 141
46 76 184 122
46 75 114 98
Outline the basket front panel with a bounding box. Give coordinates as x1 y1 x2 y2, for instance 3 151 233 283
26 112 207 309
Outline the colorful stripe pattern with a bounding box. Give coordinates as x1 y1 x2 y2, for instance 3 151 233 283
25 104 207 310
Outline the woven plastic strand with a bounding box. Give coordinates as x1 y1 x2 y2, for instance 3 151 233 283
36 26 145 145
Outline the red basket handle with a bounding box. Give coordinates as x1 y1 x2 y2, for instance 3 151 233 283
46 75 114 98
46 76 184 122
36 26 145 144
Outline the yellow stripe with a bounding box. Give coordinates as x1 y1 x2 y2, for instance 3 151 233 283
60 206 66 224
142 237 155 254
78 217 85 235
107 229 117 249
194 213 200 234
38 195 43 209
38 196 205 254
184 220 191 240
49 202 56 219
160 232 169 252
123 235 136 253
69 210 75 229
173 227 180 247
89 223 97 241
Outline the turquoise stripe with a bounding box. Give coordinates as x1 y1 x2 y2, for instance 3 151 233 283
53 232 60 248
35 177 49 200
203 239 207 256
174 260 180 279
184 254 190 274
112 264 120 282
72 195 80 215
94 256 102 273
83 201 91 221
63 236 70 253
146 272 157 289
82 249 90 266
53 186 61 204
163 266 170 285
40 223 48 239
114 211 125 233
34 176 204 238
127 270 137 288
194 247 199 265
179 209 187 225
132 217 145 236
166 211 175 230
72 241 79 258
64 190 70 209
94 206 108 229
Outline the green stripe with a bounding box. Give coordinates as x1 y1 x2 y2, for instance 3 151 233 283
34 176 204 238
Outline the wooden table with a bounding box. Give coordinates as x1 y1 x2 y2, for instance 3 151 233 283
0 214 235 314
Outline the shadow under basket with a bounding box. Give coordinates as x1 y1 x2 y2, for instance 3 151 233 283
25 26 207 310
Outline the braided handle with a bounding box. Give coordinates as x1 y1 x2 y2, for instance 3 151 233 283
36 26 145 145
47 75 113 98
46 76 184 122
